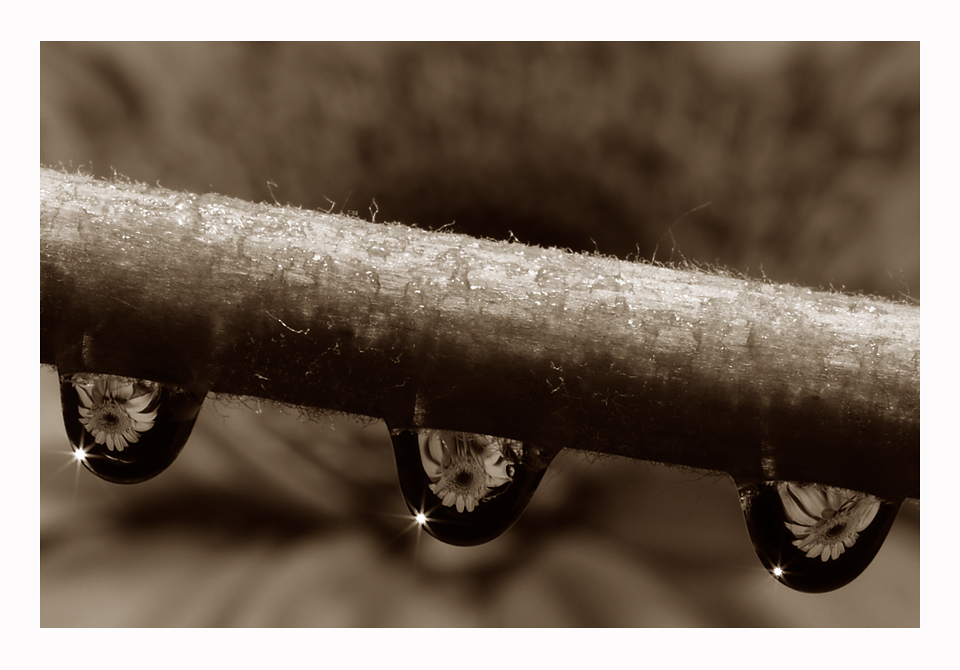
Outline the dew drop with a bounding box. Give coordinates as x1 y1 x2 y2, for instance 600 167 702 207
738 480 900 592
58 371 205 484
389 427 559 546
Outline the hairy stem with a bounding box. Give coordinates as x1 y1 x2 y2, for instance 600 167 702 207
40 167 920 501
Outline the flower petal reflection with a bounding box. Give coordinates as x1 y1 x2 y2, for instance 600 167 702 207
778 482 881 562
74 375 160 452
418 431 519 513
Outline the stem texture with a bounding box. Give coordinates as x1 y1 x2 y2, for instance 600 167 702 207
40 167 920 500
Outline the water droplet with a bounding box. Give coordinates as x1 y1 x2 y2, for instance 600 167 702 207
738 480 900 592
389 428 559 546
58 371 205 484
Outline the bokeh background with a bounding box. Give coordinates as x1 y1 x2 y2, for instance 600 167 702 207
40 42 919 626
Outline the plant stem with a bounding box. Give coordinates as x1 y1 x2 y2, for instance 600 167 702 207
40 167 920 501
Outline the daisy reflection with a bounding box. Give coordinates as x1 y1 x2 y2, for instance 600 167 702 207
74 375 160 452
419 431 517 513
778 482 881 562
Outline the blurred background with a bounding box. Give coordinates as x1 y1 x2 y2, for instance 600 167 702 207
40 42 919 626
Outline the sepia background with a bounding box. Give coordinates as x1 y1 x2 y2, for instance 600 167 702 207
40 42 919 626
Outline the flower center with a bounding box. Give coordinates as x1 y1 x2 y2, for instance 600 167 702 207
824 523 847 539
444 456 486 496
89 399 134 435
100 409 122 429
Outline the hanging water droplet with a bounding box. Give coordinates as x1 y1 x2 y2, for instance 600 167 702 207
58 371 205 484
389 427 559 546
738 480 900 592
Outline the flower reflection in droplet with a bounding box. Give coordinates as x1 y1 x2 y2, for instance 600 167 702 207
75 376 159 452
419 431 517 513
778 482 881 562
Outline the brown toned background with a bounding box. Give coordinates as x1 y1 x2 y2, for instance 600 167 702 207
40 42 919 626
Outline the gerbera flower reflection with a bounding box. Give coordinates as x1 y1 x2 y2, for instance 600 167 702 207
419 431 517 513
778 482 881 562
73 375 160 452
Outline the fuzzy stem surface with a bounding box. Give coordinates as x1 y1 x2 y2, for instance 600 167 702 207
40 167 920 500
